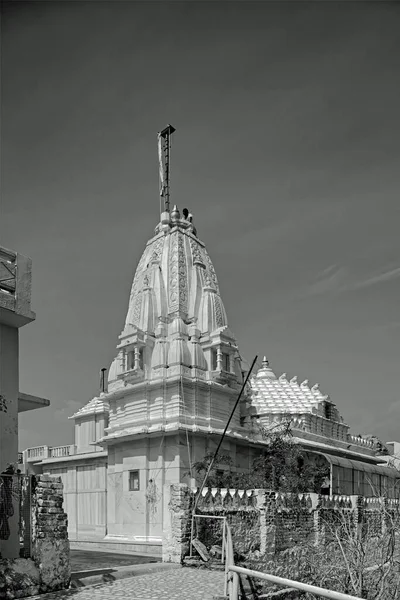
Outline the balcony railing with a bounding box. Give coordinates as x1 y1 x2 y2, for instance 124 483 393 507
27 446 47 460
0 247 17 297
49 445 75 458
348 434 375 449
25 445 76 462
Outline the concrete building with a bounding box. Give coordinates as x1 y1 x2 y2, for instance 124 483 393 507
21 127 400 555
0 245 50 559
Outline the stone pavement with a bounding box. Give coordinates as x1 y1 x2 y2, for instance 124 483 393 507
28 567 225 600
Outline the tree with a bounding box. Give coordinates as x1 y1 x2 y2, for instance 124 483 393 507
188 418 329 493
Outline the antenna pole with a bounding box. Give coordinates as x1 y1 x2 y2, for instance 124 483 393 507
158 124 176 213
100 368 107 394
189 355 258 556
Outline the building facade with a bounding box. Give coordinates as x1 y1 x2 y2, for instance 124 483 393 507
0 245 50 559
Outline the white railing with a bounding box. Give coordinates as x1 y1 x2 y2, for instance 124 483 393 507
27 446 47 460
49 445 75 458
25 444 76 461
220 519 364 600
348 435 374 449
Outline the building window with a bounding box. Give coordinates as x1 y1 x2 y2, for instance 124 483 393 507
129 470 140 491
324 403 332 420
212 349 218 371
222 353 230 372
126 348 144 371
127 350 135 371
139 348 144 370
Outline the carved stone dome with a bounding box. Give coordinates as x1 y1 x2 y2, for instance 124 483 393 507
107 209 242 389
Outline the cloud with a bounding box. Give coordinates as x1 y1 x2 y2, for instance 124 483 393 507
352 266 400 290
305 264 348 296
305 264 400 297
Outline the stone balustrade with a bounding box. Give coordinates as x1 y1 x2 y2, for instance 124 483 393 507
348 434 375 448
27 446 48 461
24 445 76 462
49 445 75 458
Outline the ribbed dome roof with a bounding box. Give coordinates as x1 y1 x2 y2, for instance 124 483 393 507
123 208 228 336
105 207 242 388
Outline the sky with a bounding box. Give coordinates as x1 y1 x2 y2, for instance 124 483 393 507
1 1 399 450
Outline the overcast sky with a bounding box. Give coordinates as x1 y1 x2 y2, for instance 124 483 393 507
1 2 400 450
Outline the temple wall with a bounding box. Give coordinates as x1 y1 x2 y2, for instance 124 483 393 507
44 458 107 541
74 415 106 454
106 436 181 541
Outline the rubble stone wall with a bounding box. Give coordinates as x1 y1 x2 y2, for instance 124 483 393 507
0 474 70 599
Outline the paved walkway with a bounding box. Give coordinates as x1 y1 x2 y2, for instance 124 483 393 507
28 567 225 600
70 550 160 573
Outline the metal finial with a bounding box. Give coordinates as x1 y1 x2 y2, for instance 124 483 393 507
157 124 176 214
262 356 269 368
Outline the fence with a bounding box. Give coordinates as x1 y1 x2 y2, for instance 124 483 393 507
190 487 400 555
216 517 364 600
0 473 33 559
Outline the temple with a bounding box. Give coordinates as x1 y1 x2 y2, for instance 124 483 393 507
21 126 400 554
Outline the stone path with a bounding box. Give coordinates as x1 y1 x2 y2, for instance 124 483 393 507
28 567 225 600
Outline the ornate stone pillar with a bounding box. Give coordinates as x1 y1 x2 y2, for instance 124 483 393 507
134 347 140 370
216 347 223 371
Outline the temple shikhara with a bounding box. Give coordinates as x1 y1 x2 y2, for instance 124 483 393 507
21 126 400 553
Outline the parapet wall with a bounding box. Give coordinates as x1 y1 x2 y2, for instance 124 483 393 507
0 474 70 599
162 484 399 563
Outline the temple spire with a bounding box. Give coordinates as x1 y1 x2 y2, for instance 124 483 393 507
157 124 176 213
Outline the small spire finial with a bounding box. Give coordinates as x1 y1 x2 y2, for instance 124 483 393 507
262 356 269 368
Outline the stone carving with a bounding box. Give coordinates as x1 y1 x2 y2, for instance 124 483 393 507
132 291 143 325
149 236 164 265
169 232 187 313
213 295 224 328
128 251 148 306
202 248 220 293
189 238 205 268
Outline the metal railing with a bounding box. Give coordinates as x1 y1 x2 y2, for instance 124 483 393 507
221 519 364 600
0 473 33 559
0 248 17 296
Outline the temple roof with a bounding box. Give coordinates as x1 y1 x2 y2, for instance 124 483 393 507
105 205 243 388
250 357 332 415
70 393 109 419
121 206 227 336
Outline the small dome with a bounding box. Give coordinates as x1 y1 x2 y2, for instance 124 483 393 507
256 356 277 380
